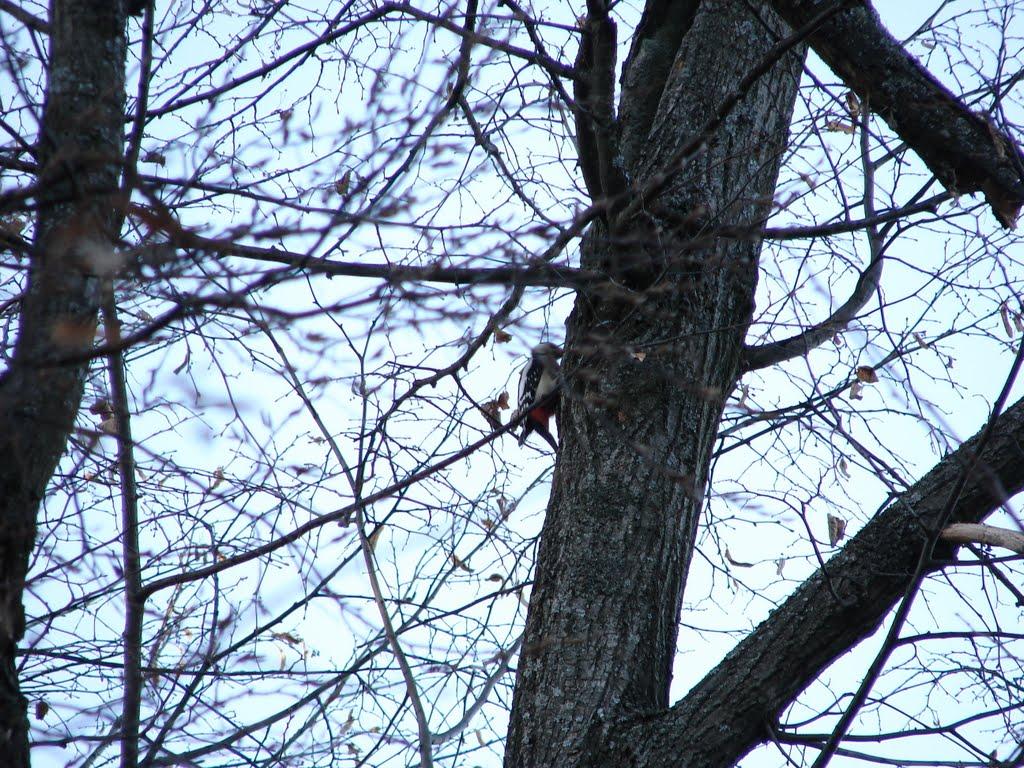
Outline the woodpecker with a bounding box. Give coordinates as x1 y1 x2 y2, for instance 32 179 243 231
516 343 563 451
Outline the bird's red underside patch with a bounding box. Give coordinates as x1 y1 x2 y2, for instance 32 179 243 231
529 406 551 427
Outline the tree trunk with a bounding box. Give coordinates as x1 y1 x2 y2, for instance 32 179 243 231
0 2 128 763
505 2 804 765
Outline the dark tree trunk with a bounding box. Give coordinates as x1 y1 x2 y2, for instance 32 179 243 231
504 0 1024 766
0 2 129 764
505 2 804 765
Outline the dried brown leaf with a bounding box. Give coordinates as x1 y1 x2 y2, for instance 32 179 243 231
334 170 352 195
724 547 754 568
89 399 112 415
1001 302 1015 337
825 119 856 134
844 91 861 118
737 384 749 409
855 365 878 383
51 318 96 348
0 215 27 235
827 514 847 546
479 400 502 430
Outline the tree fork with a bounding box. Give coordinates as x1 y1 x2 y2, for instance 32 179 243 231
504 2 805 765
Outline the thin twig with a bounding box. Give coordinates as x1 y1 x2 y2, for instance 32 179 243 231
356 507 434 767
257 314 438 762
741 94 885 372
430 635 523 745
809 329 1024 768
103 288 144 768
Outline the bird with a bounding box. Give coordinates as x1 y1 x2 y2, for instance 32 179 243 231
515 343 563 451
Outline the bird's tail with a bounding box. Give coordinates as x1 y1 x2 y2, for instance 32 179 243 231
536 425 558 451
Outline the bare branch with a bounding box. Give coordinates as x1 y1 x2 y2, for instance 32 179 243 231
102 292 143 768
573 0 626 204
600 394 1024 768
742 105 886 372
357 505 435 768
197 235 594 287
941 523 1024 556
769 0 1024 226
0 0 49 34
741 254 882 372
430 635 524 745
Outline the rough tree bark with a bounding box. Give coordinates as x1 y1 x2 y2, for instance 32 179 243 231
504 1 1024 767
0 1 129 764
597 396 1024 768
506 1 805 764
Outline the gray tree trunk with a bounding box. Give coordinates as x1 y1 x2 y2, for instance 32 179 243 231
504 0 1024 767
0 2 129 764
506 2 804 765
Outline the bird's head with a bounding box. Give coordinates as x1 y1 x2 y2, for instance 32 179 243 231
532 342 563 360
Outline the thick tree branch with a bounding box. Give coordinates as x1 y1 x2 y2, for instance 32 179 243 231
616 0 699 175
809 340 1024 768
769 0 1024 227
0 0 50 33
615 1 838 230
598 396 1024 768
573 0 626 204
941 523 1024 556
